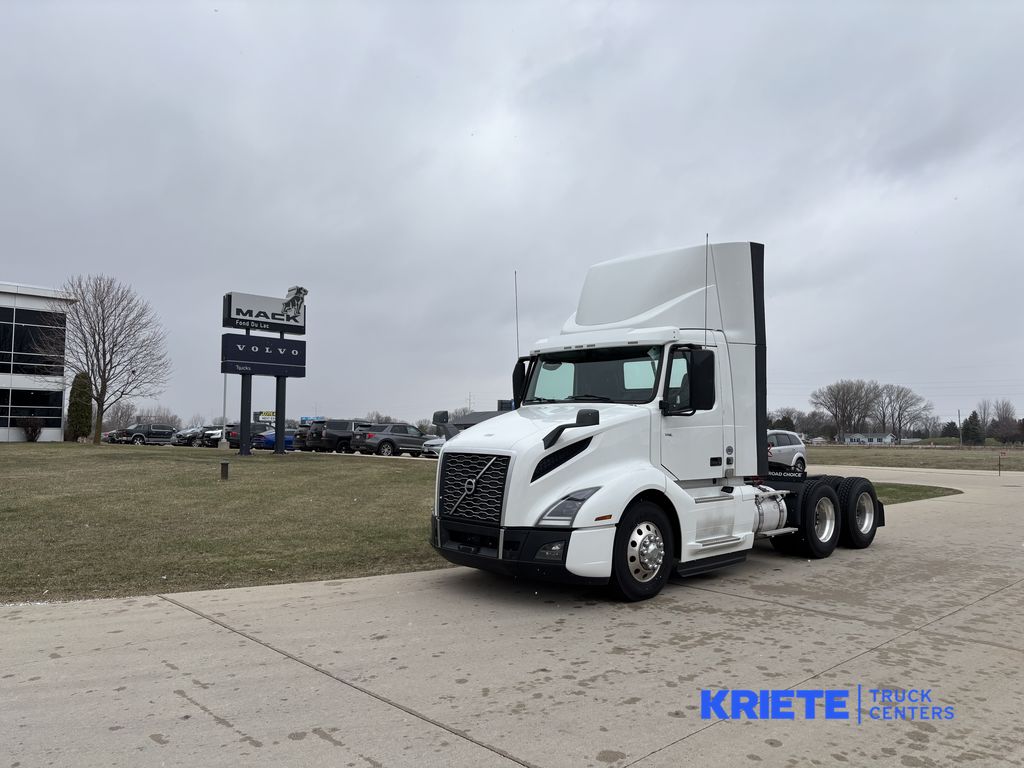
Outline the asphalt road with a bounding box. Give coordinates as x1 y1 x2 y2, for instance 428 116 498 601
3 465 1022 767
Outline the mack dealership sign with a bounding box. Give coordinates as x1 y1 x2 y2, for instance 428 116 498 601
220 333 306 377
223 287 307 335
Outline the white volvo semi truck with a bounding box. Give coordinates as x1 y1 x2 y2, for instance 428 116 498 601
431 242 883 601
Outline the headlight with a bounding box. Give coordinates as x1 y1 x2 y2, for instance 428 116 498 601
538 487 601 526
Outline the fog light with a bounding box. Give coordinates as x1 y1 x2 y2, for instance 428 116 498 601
535 541 566 562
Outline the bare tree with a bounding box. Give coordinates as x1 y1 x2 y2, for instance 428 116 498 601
917 414 942 438
40 275 170 443
365 410 397 424
415 418 435 435
991 400 1019 444
889 385 931 444
976 399 993 436
103 400 136 430
872 384 897 433
135 405 182 430
188 412 206 428
810 379 881 441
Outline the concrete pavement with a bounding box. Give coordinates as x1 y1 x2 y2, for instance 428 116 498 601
2 465 1022 767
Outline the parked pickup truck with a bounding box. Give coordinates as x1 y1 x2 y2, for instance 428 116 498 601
113 423 177 445
350 423 431 457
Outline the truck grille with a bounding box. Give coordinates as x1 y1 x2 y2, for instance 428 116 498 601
438 453 510 525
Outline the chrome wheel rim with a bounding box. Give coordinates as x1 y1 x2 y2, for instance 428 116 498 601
855 492 875 534
380 444 392 455
627 522 664 583
813 497 836 542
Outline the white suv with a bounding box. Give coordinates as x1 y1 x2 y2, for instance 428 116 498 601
767 429 807 472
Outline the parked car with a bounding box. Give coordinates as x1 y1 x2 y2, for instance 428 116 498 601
293 425 311 451
421 435 445 457
203 426 224 446
252 428 297 450
172 425 217 447
226 422 269 449
767 429 807 472
306 419 372 453
349 423 431 457
101 430 118 443
113 423 177 445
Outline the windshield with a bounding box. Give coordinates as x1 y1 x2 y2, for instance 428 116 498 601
524 346 662 404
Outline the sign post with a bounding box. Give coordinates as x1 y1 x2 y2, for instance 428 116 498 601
221 287 307 457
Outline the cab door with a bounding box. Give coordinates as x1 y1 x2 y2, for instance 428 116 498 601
659 346 725 481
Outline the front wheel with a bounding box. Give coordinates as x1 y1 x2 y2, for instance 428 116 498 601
609 501 675 602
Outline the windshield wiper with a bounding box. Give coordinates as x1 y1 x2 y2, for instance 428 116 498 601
566 394 613 402
523 397 559 403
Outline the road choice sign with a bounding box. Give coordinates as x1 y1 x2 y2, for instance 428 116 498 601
223 290 307 335
220 333 306 378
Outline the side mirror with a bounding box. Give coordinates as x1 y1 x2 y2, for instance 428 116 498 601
512 357 529 407
575 408 599 427
689 349 716 411
432 410 449 425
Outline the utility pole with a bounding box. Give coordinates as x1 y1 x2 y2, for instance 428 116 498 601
958 408 962 449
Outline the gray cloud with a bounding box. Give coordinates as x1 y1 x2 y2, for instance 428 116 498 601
2 0 1022 425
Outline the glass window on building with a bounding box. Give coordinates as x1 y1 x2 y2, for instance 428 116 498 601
9 389 63 429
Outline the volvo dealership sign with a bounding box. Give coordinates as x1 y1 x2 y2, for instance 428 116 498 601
220 333 306 377
223 287 307 335
220 286 309 455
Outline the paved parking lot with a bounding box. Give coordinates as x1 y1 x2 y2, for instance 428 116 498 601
3 465 1022 767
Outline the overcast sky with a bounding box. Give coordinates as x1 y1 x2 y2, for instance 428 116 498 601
3 1 1023 426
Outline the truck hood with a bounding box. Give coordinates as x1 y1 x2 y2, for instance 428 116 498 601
444 403 649 453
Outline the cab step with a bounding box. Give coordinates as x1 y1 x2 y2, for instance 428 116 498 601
694 534 743 549
755 526 798 538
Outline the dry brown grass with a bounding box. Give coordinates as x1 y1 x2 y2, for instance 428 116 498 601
0 443 444 602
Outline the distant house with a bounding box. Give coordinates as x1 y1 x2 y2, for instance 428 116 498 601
844 433 896 445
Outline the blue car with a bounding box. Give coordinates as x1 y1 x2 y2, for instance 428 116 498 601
252 429 297 450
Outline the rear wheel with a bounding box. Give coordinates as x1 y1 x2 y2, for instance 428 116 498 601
609 501 675 602
131 435 144 445
798 481 841 559
838 477 878 548
377 441 395 457
190 436 203 447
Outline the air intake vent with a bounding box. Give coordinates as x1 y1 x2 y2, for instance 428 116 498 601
532 438 592 482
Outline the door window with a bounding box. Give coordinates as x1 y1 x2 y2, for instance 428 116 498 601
664 349 690 410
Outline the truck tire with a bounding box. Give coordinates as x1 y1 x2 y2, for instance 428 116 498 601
818 475 843 490
837 477 879 549
609 501 674 602
797 480 841 559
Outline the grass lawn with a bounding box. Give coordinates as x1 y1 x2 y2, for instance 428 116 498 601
871 482 961 505
809 445 1024 472
0 443 961 603
0 443 443 603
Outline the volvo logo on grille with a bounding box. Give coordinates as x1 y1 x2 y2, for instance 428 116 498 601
464 478 476 495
